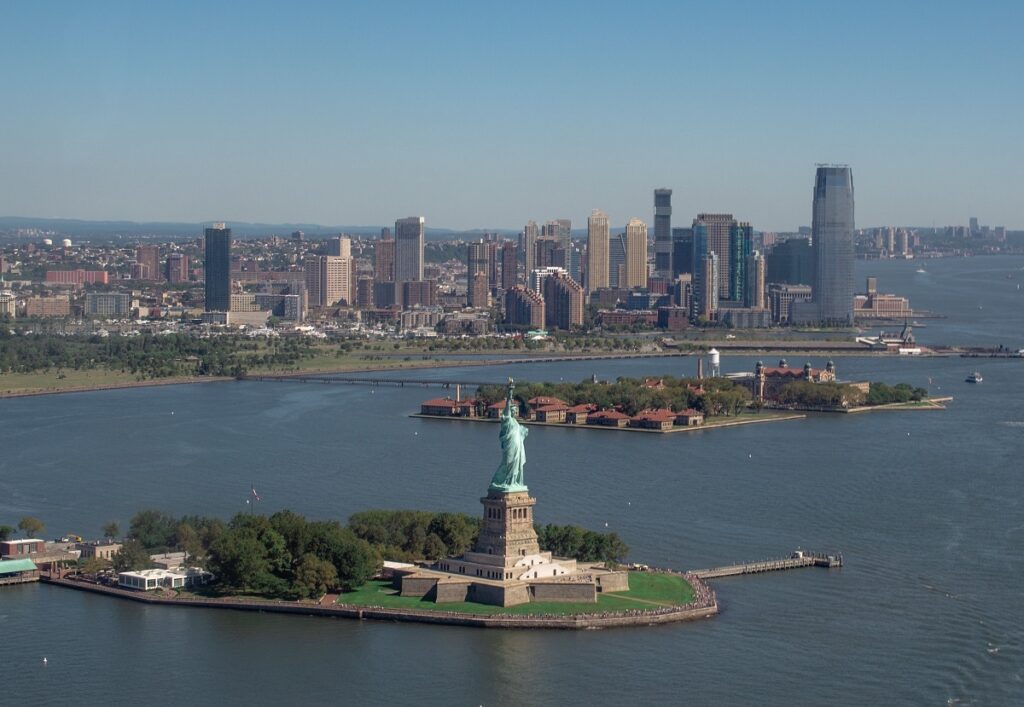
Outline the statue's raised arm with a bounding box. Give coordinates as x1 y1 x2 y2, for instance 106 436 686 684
490 378 529 492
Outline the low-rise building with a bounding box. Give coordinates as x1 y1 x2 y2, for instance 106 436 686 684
565 404 596 424
0 539 45 558
534 404 568 423
0 558 39 585
78 542 122 561
675 409 705 426
119 568 187 591
630 409 677 430
25 295 71 317
586 410 630 428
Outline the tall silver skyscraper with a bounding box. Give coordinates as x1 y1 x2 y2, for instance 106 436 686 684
394 216 425 283
654 188 672 277
811 166 855 325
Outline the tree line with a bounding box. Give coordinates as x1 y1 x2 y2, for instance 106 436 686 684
0 332 318 379
55 507 630 599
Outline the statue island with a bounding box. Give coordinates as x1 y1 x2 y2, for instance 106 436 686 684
395 379 630 607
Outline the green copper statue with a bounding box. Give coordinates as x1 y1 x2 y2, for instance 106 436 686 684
489 378 529 493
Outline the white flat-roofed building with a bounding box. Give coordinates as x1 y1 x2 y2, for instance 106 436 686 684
118 568 187 591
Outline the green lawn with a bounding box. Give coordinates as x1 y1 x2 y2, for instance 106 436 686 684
0 368 149 395
337 571 694 616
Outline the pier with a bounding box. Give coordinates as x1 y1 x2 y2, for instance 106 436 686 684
690 551 842 579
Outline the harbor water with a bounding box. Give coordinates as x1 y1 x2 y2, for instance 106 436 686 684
1 256 1023 705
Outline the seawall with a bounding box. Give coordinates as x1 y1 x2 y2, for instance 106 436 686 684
40 574 717 630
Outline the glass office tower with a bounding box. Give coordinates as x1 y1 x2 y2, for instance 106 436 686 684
811 166 855 325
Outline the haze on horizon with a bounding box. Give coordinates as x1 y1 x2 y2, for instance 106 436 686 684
1 1 1022 232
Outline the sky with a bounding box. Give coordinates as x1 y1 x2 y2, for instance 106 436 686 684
1 1 1022 231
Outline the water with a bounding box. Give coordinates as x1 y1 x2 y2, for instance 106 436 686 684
2 257 1024 706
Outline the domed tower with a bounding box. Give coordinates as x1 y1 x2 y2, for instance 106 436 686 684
825 360 836 380
803 362 813 380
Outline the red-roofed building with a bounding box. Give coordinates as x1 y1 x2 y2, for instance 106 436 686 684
752 360 837 402
587 410 630 428
527 396 568 409
420 397 479 417
565 403 597 424
630 408 677 431
421 397 458 416
486 398 518 419
641 378 666 390
535 403 569 423
675 408 705 426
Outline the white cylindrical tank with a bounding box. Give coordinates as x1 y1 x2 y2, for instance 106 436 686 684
709 347 720 368
61 238 72 248
42 238 53 246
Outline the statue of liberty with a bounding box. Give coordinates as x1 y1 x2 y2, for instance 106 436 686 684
489 378 529 492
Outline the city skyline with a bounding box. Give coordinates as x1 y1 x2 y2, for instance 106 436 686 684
1 3 1022 230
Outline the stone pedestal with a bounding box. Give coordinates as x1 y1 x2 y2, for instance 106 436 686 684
474 489 539 560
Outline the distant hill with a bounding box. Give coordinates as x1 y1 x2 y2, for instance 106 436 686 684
0 216 521 242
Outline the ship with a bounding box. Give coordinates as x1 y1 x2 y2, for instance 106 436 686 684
965 372 983 384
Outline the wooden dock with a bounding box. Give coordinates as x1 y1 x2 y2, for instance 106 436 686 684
691 551 842 579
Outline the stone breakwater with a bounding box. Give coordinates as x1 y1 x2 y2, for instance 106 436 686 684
41 571 717 630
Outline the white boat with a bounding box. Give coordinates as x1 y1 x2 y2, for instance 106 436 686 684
915 268 927 274
965 372 983 384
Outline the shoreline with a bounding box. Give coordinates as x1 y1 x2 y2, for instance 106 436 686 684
411 412 808 433
39 572 718 630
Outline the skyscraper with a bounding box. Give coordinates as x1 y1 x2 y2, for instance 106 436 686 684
305 254 354 307
324 236 351 258
671 227 694 278
586 209 610 293
694 213 734 300
166 252 189 283
504 285 545 329
501 242 518 290
375 237 395 283
394 216 425 284
693 252 719 321
811 166 855 325
608 233 626 289
745 250 766 309
624 217 648 290
522 221 538 278
556 219 572 251
204 223 231 312
542 271 584 330
467 241 490 308
728 221 753 302
654 188 672 277
135 245 159 281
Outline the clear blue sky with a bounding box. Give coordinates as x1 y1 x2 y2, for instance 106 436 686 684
1 1 1021 231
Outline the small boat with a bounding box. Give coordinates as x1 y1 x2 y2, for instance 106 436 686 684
915 268 927 274
965 372 983 384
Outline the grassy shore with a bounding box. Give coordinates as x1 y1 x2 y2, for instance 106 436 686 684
337 571 694 616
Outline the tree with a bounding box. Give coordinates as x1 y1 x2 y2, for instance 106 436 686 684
128 509 177 549
208 528 270 590
80 556 111 575
0 525 14 541
423 533 447 561
18 516 44 538
112 540 152 573
292 553 338 599
101 521 120 540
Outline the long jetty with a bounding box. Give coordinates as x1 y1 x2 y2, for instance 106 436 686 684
690 551 842 579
